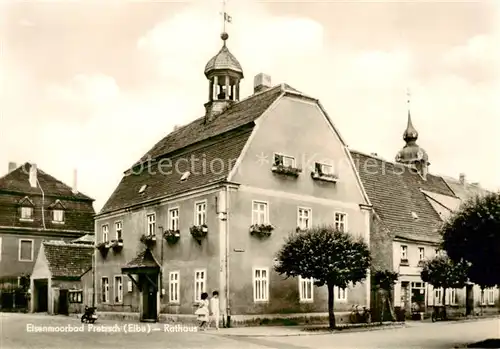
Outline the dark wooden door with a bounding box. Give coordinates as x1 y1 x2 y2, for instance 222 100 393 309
145 285 157 320
58 290 69 315
37 284 48 312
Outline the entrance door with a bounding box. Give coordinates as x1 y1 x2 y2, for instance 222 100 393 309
141 274 158 322
146 285 157 321
58 290 69 315
35 281 48 312
466 285 474 316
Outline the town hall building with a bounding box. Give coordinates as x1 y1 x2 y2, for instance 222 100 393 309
94 31 373 324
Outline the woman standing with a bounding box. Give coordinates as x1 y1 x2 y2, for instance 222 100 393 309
195 292 209 330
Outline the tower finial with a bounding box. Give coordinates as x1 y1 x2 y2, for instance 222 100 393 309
403 87 418 143
220 0 232 45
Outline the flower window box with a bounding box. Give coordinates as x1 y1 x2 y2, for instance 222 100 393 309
96 242 110 257
311 162 338 183
111 239 123 252
190 225 208 244
140 234 156 246
400 258 409 266
272 154 301 177
164 230 181 244
249 224 275 238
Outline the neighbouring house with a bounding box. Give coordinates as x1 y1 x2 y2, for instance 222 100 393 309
351 110 499 320
94 31 372 325
0 162 95 311
30 240 93 315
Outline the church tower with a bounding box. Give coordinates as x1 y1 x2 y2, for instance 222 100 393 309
203 26 244 123
395 91 430 179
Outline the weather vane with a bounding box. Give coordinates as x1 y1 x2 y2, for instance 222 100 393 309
220 0 232 35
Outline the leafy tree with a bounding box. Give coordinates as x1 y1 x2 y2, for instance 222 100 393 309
372 270 399 323
420 255 469 317
274 225 371 329
440 192 500 288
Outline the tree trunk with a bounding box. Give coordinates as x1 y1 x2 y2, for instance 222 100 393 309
387 291 396 321
327 283 336 329
379 290 385 324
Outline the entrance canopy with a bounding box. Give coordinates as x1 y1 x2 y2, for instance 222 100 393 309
121 248 160 275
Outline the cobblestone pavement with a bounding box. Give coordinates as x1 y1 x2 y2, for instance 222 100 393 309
1 313 498 349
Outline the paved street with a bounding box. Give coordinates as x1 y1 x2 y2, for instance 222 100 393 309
1 313 499 349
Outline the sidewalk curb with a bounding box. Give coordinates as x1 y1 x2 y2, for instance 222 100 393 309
210 323 408 337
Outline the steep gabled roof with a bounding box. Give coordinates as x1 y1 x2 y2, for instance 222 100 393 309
122 248 160 271
350 150 458 243
0 163 93 201
133 85 285 167
43 241 93 278
100 85 293 215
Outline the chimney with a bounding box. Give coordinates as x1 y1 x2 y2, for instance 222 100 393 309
8 162 17 173
459 173 466 185
254 73 272 93
28 163 37 188
72 168 78 194
173 125 181 131
370 153 378 157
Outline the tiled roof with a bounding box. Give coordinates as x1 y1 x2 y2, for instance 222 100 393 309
43 241 93 278
0 163 93 201
442 176 491 202
134 85 284 167
100 85 289 215
350 151 458 243
122 248 160 270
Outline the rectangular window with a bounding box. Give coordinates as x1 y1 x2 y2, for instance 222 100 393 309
253 268 269 302
147 213 156 236
434 287 443 305
487 288 495 305
169 208 179 231
299 276 313 302
194 201 207 226
20 207 33 220
18 239 33 262
335 286 347 301
334 212 347 232
101 277 109 303
194 269 206 302
252 201 268 225
68 290 83 303
418 247 425 261
315 162 334 175
297 207 311 230
115 221 122 240
102 224 109 243
52 209 64 222
274 153 296 168
114 276 123 303
400 245 408 260
169 271 180 304
447 288 458 305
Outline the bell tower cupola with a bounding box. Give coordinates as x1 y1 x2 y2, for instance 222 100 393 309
203 7 243 123
395 89 430 179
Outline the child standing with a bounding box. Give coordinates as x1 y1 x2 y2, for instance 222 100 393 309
195 292 209 330
209 291 220 330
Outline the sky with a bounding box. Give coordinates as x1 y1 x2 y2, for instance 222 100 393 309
1 0 499 212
